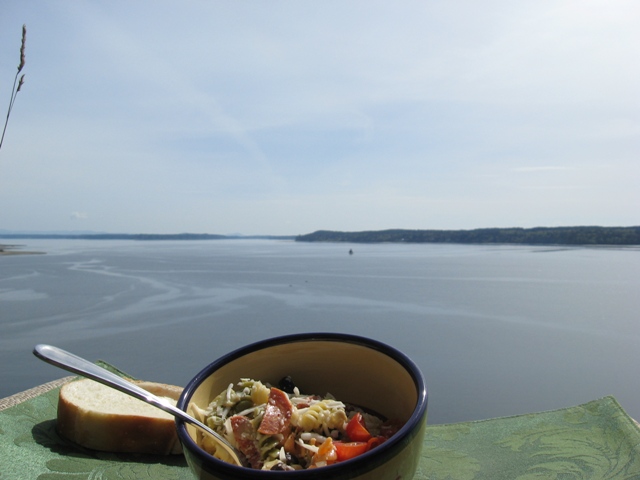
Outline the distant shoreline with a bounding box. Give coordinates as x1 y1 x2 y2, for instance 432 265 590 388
0 244 45 255
0 234 296 256
2 226 640 247
0 233 296 241
295 226 640 246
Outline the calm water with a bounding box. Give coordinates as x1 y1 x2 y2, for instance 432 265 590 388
1 239 638 425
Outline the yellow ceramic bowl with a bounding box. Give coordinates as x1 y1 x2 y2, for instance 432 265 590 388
176 333 427 480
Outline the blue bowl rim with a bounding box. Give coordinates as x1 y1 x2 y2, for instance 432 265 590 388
176 332 427 479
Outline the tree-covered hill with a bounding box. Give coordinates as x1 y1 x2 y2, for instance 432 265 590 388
295 226 640 245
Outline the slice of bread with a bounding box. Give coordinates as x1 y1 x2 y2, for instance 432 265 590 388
57 378 184 455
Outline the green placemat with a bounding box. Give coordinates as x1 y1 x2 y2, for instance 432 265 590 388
418 396 640 480
2 370 640 479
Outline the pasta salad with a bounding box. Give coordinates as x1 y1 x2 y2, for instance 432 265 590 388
191 376 402 470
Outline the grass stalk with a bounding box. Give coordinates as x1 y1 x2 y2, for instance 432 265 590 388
0 24 27 153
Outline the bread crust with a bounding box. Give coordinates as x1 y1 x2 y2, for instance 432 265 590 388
57 378 184 455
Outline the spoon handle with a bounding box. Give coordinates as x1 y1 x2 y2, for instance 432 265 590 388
33 344 246 467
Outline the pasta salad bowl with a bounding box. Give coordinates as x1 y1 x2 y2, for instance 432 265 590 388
176 332 427 480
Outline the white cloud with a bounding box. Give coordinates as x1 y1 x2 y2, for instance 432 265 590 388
70 212 88 220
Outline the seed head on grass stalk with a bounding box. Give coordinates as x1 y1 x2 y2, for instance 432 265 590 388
0 24 27 154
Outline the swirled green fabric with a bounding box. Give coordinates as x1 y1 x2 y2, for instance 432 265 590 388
418 396 640 480
2 368 640 480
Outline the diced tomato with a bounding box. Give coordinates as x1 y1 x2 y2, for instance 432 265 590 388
346 412 371 442
367 436 385 450
334 441 369 461
258 387 293 435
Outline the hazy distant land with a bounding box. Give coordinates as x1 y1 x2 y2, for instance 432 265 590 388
1 226 640 247
0 233 293 254
295 226 640 245
0 233 294 241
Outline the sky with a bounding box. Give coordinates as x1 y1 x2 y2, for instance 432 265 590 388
0 1 638 236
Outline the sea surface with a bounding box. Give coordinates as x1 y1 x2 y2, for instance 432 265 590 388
1 239 638 425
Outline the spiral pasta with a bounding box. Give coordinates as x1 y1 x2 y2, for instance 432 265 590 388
257 431 281 464
197 377 399 471
293 399 348 434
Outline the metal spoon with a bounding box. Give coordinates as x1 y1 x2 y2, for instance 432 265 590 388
33 344 247 467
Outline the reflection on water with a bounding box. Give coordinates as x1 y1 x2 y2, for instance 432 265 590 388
1 239 639 424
